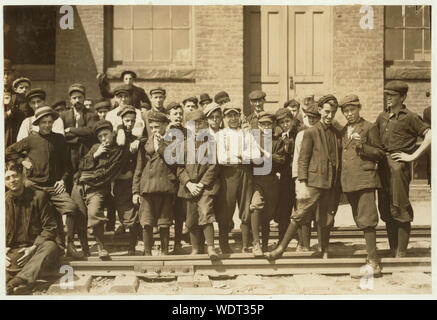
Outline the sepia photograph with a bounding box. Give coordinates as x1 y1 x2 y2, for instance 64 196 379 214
1 1 433 299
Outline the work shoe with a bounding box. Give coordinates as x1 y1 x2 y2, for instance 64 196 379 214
171 243 185 255
66 242 84 260
242 247 250 253
252 241 263 257
96 244 109 259
396 250 407 258
6 277 28 295
350 259 382 279
207 246 219 260
220 245 233 254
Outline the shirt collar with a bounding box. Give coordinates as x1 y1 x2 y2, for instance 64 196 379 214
389 104 408 119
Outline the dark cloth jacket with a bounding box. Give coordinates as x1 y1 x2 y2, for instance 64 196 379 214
4 100 26 147
132 135 178 195
6 188 58 248
298 121 342 189
275 118 303 178
6 132 72 186
253 134 286 176
340 118 385 193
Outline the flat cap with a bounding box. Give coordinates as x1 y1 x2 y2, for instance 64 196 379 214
214 91 230 104
33 106 59 125
199 93 212 104
182 96 199 105
117 105 136 118
186 109 206 122
68 83 86 96
150 87 166 96
318 94 338 108
51 100 67 110
203 102 222 118
222 102 241 115
284 99 300 109
148 111 169 123
12 77 31 89
4 59 13 71
302 101 320 117
257 111 275 123
26 88 46 102
93 119 113 136
339 94 361 108
165 102 183 113
384 80 408 95
248 90 266 100
113 84 132 96
275 108 293 121
94 100 112 111
120 70 137 80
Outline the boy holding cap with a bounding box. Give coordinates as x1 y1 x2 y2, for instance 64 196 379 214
339 94 385 276
133 111 178 256
6 107 86 260
177 109 220 259
376 80 431 257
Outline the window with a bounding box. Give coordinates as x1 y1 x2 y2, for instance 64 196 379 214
111 5 192 65
385 5 431 61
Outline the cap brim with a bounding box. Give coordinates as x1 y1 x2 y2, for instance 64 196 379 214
205 106 221 117
33 112 59 126
223 109 241 115
384 89 401 95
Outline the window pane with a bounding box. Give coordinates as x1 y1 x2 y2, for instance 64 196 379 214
405 5 422 27
385 6 403 27
114 6 132 28
153 30 171 61
133 6 152 28
172 30 190 62
113 29 132 61
405 29 422 60
424 6 430 27
172 6 190 28
385 29 403 60
133 30 152 61
153 6 171 28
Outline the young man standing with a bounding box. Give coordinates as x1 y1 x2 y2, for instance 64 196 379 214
266 95 342 259
375 81 431 257
143 87 167 137
339 94 385 276
204 102 223 134
242 90 266 130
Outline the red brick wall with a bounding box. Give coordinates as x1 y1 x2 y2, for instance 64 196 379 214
402 81 431 116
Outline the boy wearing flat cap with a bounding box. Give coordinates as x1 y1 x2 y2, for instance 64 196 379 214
177 109 220 259
143 87 167 137
339 94 385 276
94 100 111 120
267 95 342 260
51 100 67 114
375 80 431 257
204 102 223 135
250 111 285 256
133 111 178 256
6 107 87 260
242 90 266 130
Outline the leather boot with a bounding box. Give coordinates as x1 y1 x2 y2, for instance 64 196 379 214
241 223 251 252
219 224 233 254
160 227 170 255
65 214 83 259
128 224 138 256
397 222 411 257
301 223 311 251
265 220 299 260
189 227 201 255
77 230 90 257
142 226 153 256
261 220 270 253
385 221 398 256
94 224 109 259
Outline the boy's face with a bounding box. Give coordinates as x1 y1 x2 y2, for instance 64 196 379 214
97 108 109 120
122 112 136 132
207 110 222 131
70 92 85 110
29 97 45 111
123 74 134 85
151 93 165 110
97 128 114 145
318 103 337 127
224 111 240 129
278 117 292 133
342 105 361 125
4 70 14 86
150 121 167 136
384 92 405 109
15 82 30 94
250 98 265 113
184 101 198 113
287 105 299 117
5 169 24 193
54 105 66 114
168 107 183 126
307 114 320 126
115 92 130 107
84 99 93 109
258 120 273 133
38 115 54 135
4 91 12 105
194 119 208 133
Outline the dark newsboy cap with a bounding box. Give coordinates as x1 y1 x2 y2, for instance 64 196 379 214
150 87 166 96
214 91 230 104
248 90 266 100
186 109 206 121
120 70 137 80
117 105 136 118
113 84 132 96
68 83 86 96
257 111 275 123
339 94 361 109
166 102 183 113
51 100 67 110
384 80 408 95
94 100 112 111
318 94 338 108
199 93 212 104
148 111 169 123
284 99 300 109
275 108 293 121
183 96 199 105
302 101 320 117
93 120 113 136
26 88 46 102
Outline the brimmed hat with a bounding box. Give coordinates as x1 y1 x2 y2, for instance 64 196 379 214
150 87 166 96
248 90 266 100
339 94 361 109
68 83 86 96
32 106 59 125
284 99 300 109
148 111 169 123
186 109 206 121
257 111 275 123
275 108 293 121
93 120 113 136
113 84 132 96
12 77 31 89
120 70 137 80
166 102 183 113
25 88 46 102
302 101 320 117
222 103 241 115
182 96 199 105
199 93 212 104
94 100 112 111
117 105 136 118
203 102 222 118
214 91 230 104
384 80 408 95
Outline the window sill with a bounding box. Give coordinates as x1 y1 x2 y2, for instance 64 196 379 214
13 64 55 81
385 60 431 80
106 64 196 81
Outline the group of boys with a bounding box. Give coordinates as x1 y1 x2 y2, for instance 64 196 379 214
4 57 431 293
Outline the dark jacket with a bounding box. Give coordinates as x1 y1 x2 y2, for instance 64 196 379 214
6 188 58 248
132 135 178 195
298 121 341 189
4 101 26 147
253 134 286 176
6 132 72 186
340 118 385 193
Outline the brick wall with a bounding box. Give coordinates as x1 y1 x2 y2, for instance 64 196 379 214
332 5 384 126
401 81 431 116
